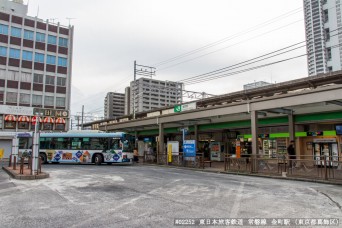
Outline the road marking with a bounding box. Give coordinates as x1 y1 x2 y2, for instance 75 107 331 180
230 182 245 218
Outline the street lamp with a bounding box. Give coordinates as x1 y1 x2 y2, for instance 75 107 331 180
32 112 43 174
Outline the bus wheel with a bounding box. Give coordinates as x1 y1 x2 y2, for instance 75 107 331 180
94 154 103 165
40 153 48 164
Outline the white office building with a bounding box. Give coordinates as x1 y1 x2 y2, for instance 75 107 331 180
303 0 342 75
130 78 183 114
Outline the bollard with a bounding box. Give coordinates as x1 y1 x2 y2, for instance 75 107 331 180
8 155 12 167
38 157 42 174
13 156 16 170
20 157 24 174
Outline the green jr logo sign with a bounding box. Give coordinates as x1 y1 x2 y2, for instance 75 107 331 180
174 105 182 112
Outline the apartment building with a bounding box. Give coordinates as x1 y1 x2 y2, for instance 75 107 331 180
104 92 125 119
130 77 183 114
0 0 73 132
304 0 342 75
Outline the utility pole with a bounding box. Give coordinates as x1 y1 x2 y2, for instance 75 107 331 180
76 115 80 130
81 105 84 130
133 61 156 119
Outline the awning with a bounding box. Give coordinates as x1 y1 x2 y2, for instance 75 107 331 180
43 117 54 123
55 117 66 124
4 114 17 121
31 116 42 123
18 116 30 122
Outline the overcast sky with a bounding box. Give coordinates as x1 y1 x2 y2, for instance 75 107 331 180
26 0 307 117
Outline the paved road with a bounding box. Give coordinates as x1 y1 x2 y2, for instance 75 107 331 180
0 164 341 227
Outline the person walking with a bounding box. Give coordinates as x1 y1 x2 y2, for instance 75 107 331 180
287 140 296 168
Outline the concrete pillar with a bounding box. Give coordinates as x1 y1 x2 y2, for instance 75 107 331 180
251 110 258 156
194 125 198 152
251 110 258 173
288 111 295 142
158 123 164 155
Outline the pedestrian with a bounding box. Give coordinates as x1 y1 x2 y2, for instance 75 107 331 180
133 148 139 163
287 140 296 168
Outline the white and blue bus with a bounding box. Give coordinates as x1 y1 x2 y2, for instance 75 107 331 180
16 131 134 165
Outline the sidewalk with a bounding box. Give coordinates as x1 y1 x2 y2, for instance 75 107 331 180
2 164 49 180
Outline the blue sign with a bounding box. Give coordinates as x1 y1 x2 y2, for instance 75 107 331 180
183 140 196 157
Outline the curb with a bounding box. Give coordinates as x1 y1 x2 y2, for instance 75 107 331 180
2 166 49 180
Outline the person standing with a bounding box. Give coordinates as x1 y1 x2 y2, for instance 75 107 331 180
287 140 296 168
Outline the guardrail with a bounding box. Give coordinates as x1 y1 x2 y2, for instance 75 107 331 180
224 155 342 182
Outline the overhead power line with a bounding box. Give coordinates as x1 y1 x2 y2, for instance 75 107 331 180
152 7 303 67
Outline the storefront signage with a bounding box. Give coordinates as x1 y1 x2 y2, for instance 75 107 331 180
313 138 336 143
33 108 69 117
183 140 196 157
307 132 323 136
0 105 33 116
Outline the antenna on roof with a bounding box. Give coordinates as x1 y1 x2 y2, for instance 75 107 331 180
66 17 76 26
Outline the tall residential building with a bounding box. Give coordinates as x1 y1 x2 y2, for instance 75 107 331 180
304 0 342 75
130 77 183 114
0 0 73 132
104 92 125 119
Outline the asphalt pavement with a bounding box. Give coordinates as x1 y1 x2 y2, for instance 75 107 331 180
0 164 341 227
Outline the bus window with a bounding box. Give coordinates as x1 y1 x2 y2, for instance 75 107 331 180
122 139 133 152
19 138 32 149
90 138 106 150
109 138 121 150
71 138 81 150
82 138 91 149
55 137 70 149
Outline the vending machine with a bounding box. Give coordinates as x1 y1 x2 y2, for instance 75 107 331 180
210 142 225 161
313 139 339 167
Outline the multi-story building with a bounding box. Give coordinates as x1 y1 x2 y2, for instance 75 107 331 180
0 0 73 132
303 0 342 75
130 77 183 114
104 92 125 119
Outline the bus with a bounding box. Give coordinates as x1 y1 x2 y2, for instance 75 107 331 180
15 131 134 165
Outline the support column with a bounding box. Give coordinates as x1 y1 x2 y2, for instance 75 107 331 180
194 125 198 152
288 111 295 142
158 123 164 163
251 110 258 173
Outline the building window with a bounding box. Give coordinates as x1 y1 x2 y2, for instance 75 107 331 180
19 93 30 104
56 97 65 107
57 77 66 86
327 47 332 60
20 72 31 82
22 50 33 61
325 28 330 41
0 46 7 56
0 69 5 79
47 35 57 45
24 30 34 40
45 75 55 85
324 9 329 23
58 57 67 67
328 66 333 72
46 55 56 65
44 96 54 106
36 32 46 42
58 37 68 47
33 73 43 83
9 48 20 59
6 92 17 103
11 27 21 38
8 71 19 80
0 24 8 35
32 94 42 105
34 53 44 63
4 121 15 129
18 122 29 129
